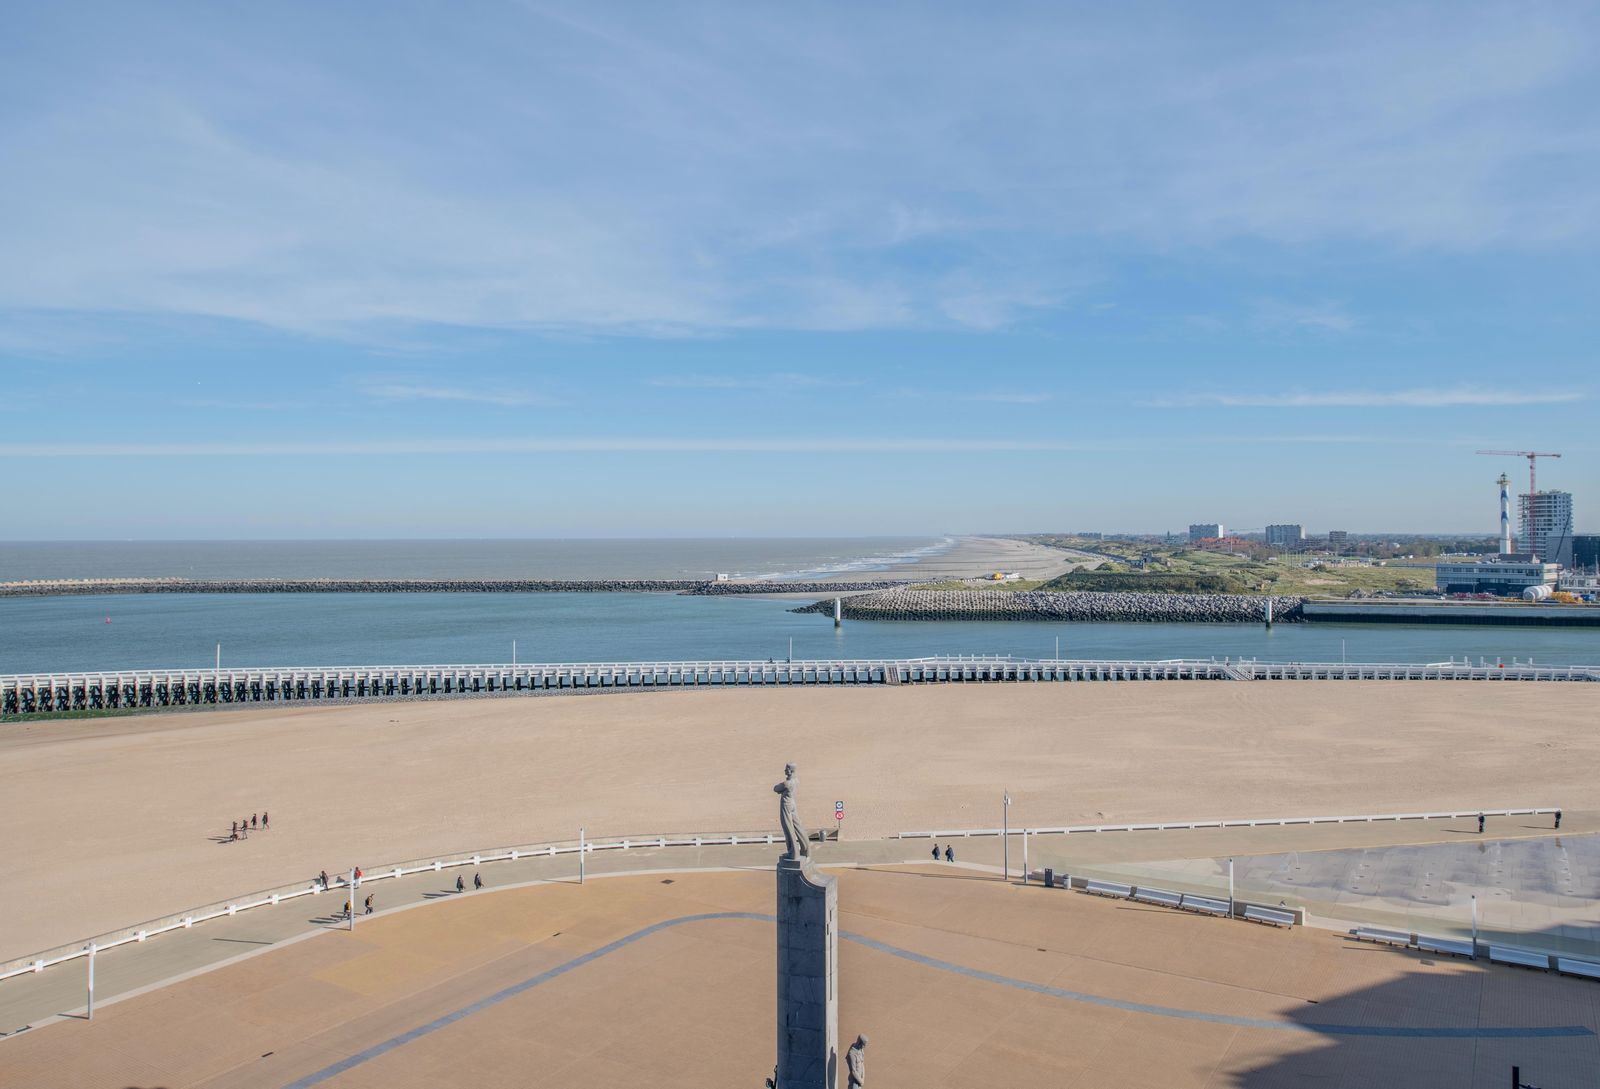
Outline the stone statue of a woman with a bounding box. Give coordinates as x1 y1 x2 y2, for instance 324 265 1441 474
774 762 809 860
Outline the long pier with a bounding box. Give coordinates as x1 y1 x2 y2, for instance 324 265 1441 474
0 578 904 599
4 656 1596 715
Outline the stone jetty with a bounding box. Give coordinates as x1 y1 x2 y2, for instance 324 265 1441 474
0 577 909 599
794 588 1306 623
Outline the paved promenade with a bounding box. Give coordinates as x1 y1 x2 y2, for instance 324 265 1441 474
6 816 1590 1037
4 859 1597 1088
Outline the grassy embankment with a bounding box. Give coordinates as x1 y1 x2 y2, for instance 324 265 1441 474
933 536 1436 597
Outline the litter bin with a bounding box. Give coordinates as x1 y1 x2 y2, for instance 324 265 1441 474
1043 868 1055 889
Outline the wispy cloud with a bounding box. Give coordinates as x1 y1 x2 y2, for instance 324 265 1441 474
3 6 1594 337
1146 388 1586 409
0 436 1124 457
965 392 1052 405
361 383 559 407
0 431 1489 458
648 373 861 391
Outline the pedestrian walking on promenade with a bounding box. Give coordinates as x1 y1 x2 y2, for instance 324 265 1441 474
354 866 363 888
931 844 940 862
1555 809 1563 830
1478 813 1486 834
944 845 954 863
363 894 373 915
343 900 351 919
456 874 465 893
473 872 483 890
319 869 329 891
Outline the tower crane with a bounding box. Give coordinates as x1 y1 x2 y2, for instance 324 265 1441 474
1475 450 1562 496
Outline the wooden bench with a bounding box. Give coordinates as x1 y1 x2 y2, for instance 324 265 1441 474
1556 957 1600 981
1489 946 1550 971
1416 934 1474 959
1084 879 1133 899
1243 905 1295 928
1179 894 1230 917
1351 927 1412 948
1131 887 1182 909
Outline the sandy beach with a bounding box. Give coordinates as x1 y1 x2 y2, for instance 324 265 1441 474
3 681 1595 960
826 534 1093 583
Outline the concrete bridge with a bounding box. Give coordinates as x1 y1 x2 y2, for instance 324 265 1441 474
3 656 1596 715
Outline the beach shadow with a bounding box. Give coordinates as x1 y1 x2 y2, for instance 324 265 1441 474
1239 918 1600 1087
211 937 273 946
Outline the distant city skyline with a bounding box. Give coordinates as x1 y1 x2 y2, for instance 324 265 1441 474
2 4 1596 539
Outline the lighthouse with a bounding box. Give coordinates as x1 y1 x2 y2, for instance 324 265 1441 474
1497 473 1513 556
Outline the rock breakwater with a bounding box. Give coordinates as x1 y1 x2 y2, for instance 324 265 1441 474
793 588 1306 623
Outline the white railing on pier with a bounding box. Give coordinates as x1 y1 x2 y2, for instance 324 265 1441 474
0 829 783 985
3 656 1596 715
896 806 1561 839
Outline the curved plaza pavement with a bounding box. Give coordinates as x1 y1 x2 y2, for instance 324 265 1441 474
4 831 1600 1088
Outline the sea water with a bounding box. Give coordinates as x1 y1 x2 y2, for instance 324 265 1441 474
2 591 1597 673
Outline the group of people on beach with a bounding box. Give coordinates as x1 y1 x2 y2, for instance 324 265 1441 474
227 812 268 841
930 843 954 863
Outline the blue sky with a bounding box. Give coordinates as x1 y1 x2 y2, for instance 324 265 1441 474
2 3 1597 538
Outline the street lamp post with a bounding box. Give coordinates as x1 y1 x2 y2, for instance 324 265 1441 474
1002 792 1011 882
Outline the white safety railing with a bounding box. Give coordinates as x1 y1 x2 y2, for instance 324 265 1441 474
896 806 1561 839
5 656 1596 715
0 828 782 985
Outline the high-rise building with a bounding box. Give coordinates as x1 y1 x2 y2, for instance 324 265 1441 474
1327 530 1348 546
1570 534 1600 573
1188 523 1224 541
1264 524 1305 547
1520 491 1574 565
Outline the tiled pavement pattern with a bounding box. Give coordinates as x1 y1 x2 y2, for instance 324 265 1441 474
4 864 1600 1088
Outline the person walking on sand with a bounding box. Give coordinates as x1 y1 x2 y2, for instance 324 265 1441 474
456 874 465 893
1555 809 1563 830
473 872 483 890
319 870 329 891
931 844 940 862
944 845 954 863
251 813 257 829
262 811 269 828
231 820 238 837
363 894 373 915
1478 812 1485 834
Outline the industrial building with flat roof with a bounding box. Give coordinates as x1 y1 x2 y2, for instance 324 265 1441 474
1435 558 1559 595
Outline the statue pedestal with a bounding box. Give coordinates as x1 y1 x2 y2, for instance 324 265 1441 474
776 856 838 1089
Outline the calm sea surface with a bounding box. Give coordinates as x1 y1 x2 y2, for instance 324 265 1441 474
3 592 1597 673
0 537 951 582
1 539 1596 672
